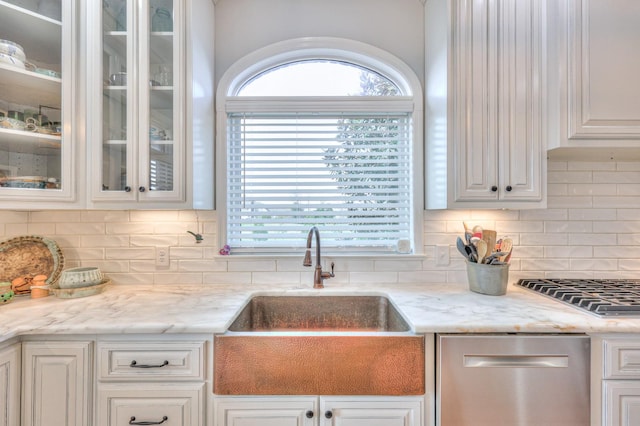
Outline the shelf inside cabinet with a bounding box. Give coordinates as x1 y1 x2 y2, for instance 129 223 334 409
0 128 61 155
0 63 61 106
0 1 61 66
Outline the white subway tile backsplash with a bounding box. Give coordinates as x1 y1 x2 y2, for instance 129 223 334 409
2 161 640 286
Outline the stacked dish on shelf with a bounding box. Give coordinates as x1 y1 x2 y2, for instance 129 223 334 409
0 39 26 70
52 267 111 298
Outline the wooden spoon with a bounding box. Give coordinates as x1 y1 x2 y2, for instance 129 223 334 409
475 239 488 264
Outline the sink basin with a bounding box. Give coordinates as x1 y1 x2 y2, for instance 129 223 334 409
227 295 411 332
214 295 425 396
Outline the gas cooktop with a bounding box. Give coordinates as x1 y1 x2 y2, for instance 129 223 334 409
516 278 640 317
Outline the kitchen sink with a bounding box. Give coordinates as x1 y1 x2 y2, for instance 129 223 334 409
227 295 411 332
214 295 425 396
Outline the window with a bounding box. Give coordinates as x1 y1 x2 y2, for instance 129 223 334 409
217 38 423 255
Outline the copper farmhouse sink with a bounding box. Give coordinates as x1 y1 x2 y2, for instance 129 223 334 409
214 295 425 396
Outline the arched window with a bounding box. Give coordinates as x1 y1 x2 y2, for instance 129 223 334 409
217 38 423 254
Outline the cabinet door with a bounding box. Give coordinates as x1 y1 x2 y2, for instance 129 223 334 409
98 384 203 426
0 0 77 204
214 397 316 426
567 0 640 139
604 381 640 426
497 0 545 203
450 0 499 203
21 341 92 426
0 343 20 426
448 0 545 208
91 0 184 203
320 397 423 426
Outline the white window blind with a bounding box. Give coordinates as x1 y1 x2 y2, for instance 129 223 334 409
226 112 413 251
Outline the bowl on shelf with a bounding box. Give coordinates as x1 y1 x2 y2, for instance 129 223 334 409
0 52 25 69
58 267 104 289
0 39 25 62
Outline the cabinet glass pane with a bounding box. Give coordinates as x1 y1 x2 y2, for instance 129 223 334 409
0 0 63 191
102 0 129 192
148 0 174 192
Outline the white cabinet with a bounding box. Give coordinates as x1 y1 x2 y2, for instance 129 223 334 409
21 340 92 426
425 0 546 209
96 337 206 426
0 341 20 426
214 396 424 426
547 0 640 159
592 335 640 426
86 0 214 209
0 0 81 207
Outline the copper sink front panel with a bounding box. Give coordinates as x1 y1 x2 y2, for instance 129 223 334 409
214 335 425 395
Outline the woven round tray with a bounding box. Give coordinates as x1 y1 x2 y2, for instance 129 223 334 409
0 235 64 294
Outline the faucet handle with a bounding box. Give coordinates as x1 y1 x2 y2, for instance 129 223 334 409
321 262 335 279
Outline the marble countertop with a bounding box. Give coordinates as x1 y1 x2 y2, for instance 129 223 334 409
1 282 639 342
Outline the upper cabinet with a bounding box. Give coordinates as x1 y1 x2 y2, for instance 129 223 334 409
87 0 214 209
425 0 547 209
0 0 80 206
547 0 640 160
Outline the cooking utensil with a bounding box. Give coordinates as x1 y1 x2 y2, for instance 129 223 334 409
499 238 513 262
471 225 483 242
482 230 497 255
475 239 488 264
456 237 468 259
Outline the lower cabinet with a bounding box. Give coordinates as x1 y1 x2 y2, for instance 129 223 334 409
95 336 207 426
593 335 640 426
0 341 20 426
21 340 92 426
213 396 424 426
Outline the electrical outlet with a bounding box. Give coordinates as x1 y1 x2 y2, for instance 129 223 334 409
436 244 450 266
156 246 170 267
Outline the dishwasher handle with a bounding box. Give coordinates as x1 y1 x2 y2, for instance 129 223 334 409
463 355 569 368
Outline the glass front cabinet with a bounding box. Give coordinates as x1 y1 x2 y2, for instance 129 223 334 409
0 0 77 204
89 0 187 205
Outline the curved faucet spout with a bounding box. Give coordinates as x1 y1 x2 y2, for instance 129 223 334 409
303 226 334 288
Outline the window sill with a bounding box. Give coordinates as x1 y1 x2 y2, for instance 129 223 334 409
215 251 426 261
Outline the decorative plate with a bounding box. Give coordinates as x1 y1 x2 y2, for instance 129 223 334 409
0 236 64 294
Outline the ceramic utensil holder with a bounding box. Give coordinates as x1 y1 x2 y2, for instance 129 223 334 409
466 261 510 296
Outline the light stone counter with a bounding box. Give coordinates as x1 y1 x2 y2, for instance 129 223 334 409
0 282 638 342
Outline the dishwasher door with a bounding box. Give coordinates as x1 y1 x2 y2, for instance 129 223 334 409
437 334 590 426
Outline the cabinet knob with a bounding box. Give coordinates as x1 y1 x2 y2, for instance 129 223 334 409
325 410 333 419
491 186 498 192
124 186 131 192
139 186 146 192
305 410 314 418
506 185 513 192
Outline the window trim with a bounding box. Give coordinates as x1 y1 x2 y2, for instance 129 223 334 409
216 37 424 256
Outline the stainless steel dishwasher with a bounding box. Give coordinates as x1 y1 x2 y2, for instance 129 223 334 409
437 334 590 426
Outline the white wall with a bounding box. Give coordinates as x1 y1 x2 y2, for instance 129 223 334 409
213 0 425 87
2 160 640 287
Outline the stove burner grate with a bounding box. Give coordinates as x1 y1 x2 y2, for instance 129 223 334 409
515 278 640 317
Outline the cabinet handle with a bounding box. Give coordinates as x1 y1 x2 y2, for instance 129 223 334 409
129 360 169 368
124 186 131 192
325 410 333 419
139 186 146 192
506 185 513 192
129 416 168 425
491 186 498 192
305 410 314 418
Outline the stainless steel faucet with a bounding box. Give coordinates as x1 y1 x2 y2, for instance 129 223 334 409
303 226 334 289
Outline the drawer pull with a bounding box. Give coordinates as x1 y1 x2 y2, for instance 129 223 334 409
129 416 168 425
129 360 169 368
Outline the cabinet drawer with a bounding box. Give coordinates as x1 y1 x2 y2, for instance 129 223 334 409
97 383 204 426
98 341 204 381
603 339 640 379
